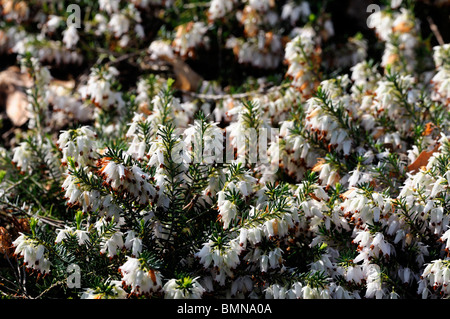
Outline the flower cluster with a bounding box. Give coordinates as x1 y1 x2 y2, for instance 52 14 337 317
119 256 163 296
285 28 321 99
432 44 450 106
12 233 51 275
0 0 449 301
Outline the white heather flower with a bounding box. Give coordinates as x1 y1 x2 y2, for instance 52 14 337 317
208 0 235 21
348 168 361 188
399 267 412 285
94 13 108 35
313 186 329 201
98 159 127 190
365 264 385 299
284 28 318 98
81 280 127 299
74 229 90 245
13 233 51 274
12 142 35 174
149 40 174 61
50 86 91 122
81 66 124 112
390 290 400 299
172 22 208 58
184 119 223 165
332 285 355 299
99 0 120 13
134 76 165 110
57 126 98 167
267 247 283 269
440 229 450 252
45 15 63 33
226 35 283 69
163 277 205 299
125 230 143 257
391 0 403 8
282 1 310 25
62 25 79 49
265 283 289 299
433 44 450 69
301 284 324 299
368 11 393 41
195 238 242 284
323 19 334 38
231 276 253 296
431 177 446 198
432 69 450 103
126 113 145 137
372 192 385 208
419 260 450 296
372 233 391 257
135 24 145 38
61 174 82 206
55 226 90 245
346 266 365 284
127 165 157 205
127 135 147 161
217 190 238 229
108 13 130 38
100 231 124 258
119 257 162 295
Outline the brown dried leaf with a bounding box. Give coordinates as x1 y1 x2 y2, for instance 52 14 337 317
0 66 32 126
16 217 30 233
312 158 326 172
170 56 203 92
5 90 29 126
422 122 436 136
0 226 12 257
407 144 439 173
372 127 385 139
157 54 203 92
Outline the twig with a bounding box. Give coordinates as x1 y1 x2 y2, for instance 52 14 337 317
181 82 291 101
104 51 143 67
427 16 445 46
4 176 31 193
0 275 19 293
35 280 66 299
18 260 28 297
4 253 20 288
183 2 211 9
0 200 65 229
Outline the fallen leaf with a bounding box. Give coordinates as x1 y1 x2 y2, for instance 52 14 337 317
0 226 12 257
157 54 203 92
5 90 29 126
373 127 385 139
170 56 203 92
0 66 32 126
393 21 413 33
422 122 436 136
407 144 440 173
312 158 326 172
